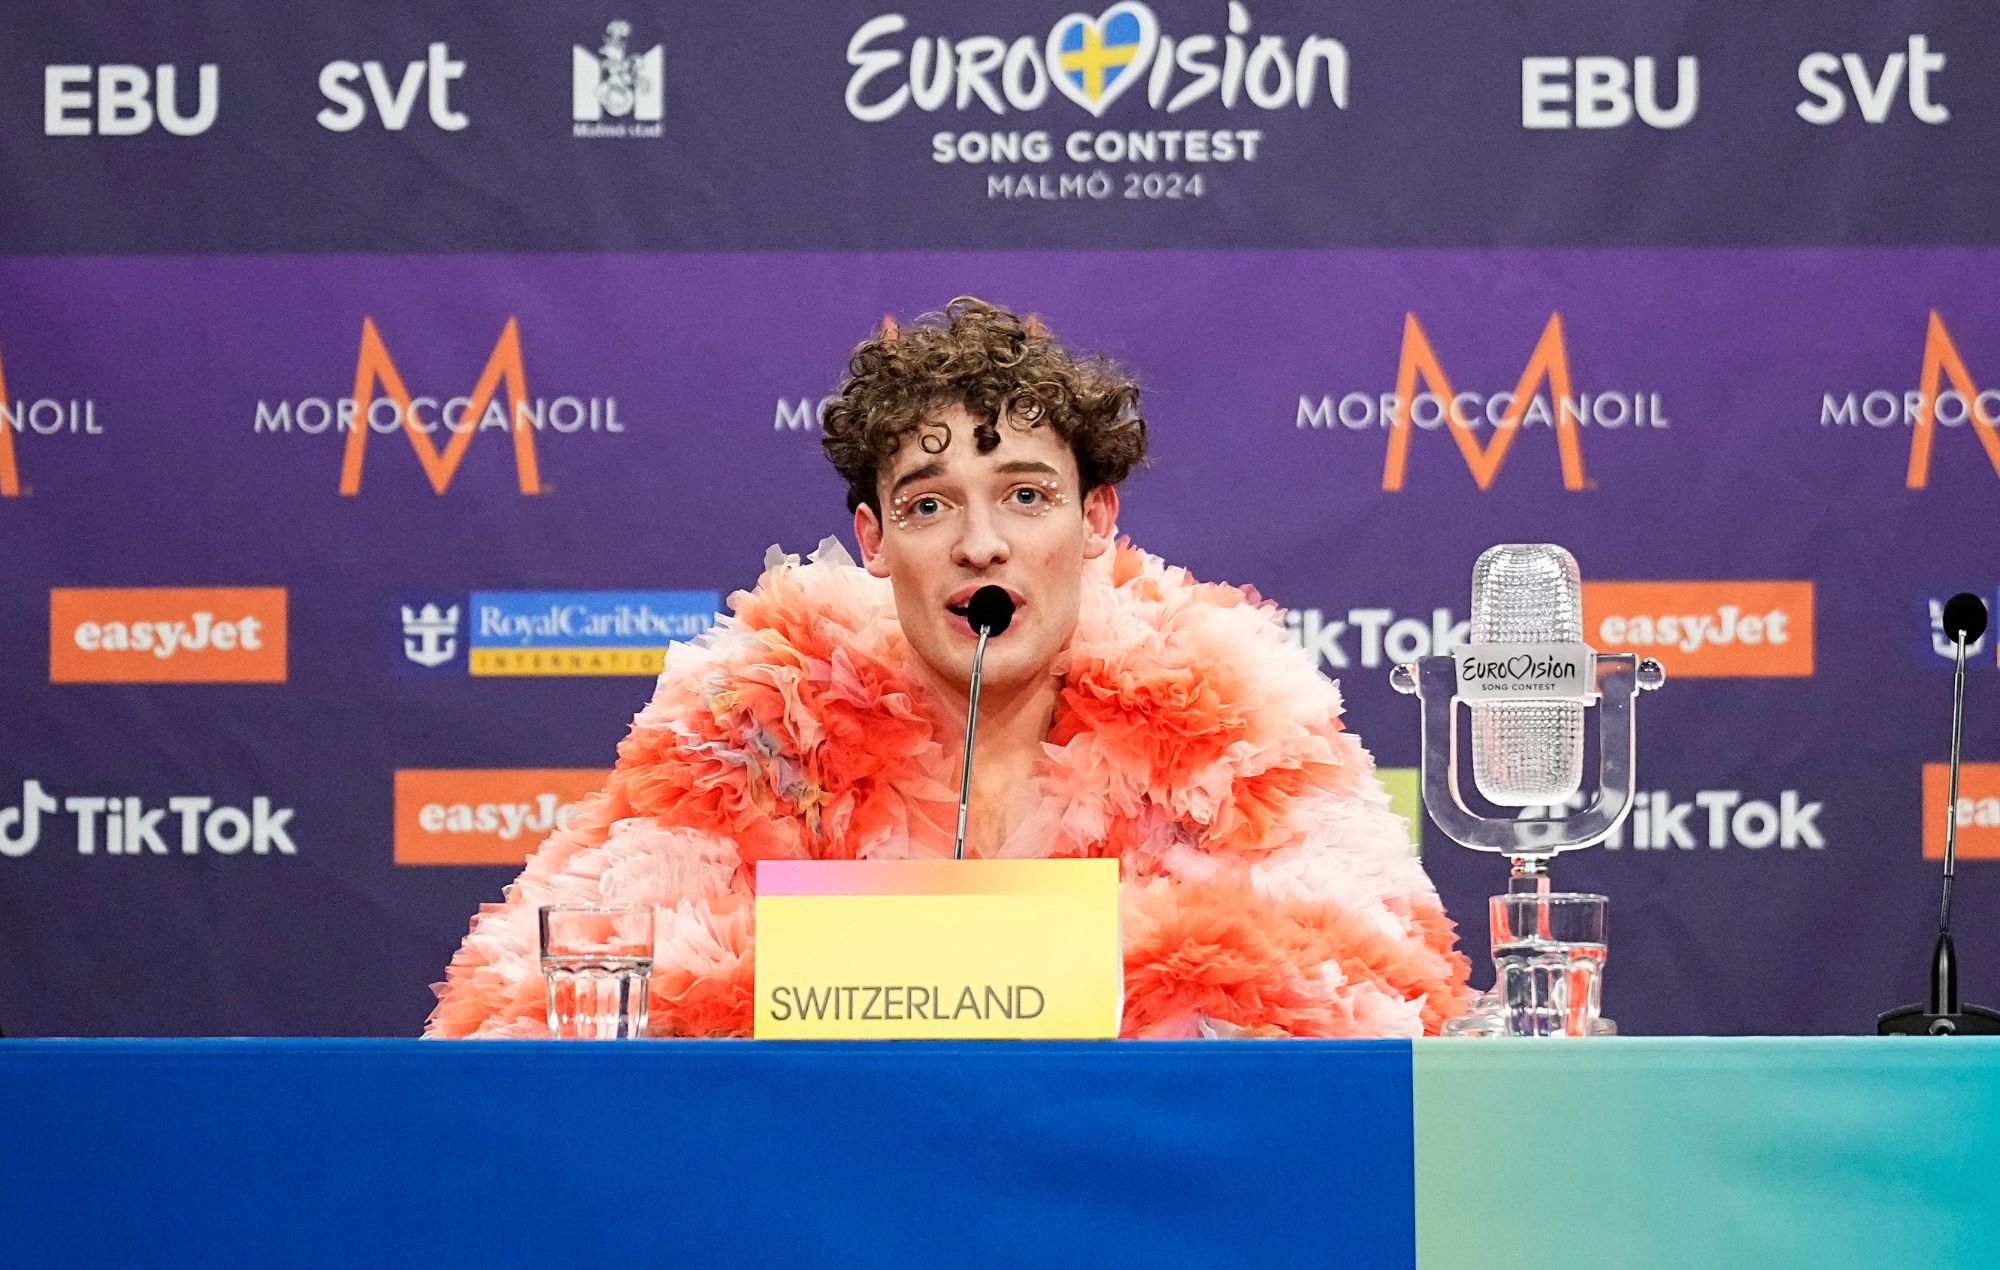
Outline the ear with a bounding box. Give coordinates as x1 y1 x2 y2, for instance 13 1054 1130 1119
1081 485 1119 560
855 502 892 578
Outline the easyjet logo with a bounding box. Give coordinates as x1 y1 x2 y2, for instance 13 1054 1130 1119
50 588 287 683
1582 581 1814 677
393 768 602 864
1923 763 2000 860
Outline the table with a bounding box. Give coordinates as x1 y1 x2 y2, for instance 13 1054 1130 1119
2 1038 1995 1268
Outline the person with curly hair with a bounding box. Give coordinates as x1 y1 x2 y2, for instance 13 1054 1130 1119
427 297 1472 1039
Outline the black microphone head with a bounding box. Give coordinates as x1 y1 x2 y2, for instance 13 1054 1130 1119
1943 592 1989 646
966 586 1015 636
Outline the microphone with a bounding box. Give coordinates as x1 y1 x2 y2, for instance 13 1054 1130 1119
952 586 1015 861
1468 544 1586 807
1879 591 2000 1035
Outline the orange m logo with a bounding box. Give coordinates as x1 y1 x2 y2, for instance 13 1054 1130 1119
339 318 543 495
1905 311 2000 489
0 340 19 497
1382 313 1589 491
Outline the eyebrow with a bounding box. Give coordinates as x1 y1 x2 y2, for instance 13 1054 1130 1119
886 458 1064 499
887 461 945 498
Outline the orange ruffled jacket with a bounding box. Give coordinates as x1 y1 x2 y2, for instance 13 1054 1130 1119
426 539 1472 1039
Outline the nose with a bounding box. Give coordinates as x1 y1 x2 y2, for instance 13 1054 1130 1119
952 502 1010 571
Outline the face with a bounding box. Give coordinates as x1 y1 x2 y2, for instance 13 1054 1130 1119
854 402 1119 699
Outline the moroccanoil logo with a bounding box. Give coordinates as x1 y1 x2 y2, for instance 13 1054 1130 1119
1296 314 1669 491
1819 313 2000 488
393 768 603 864
1923 763 2000 861
50 587 287 683
1 337 106 497
1582 581 1813 678
252 319 628 495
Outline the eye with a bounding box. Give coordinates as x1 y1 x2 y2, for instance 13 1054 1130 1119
911 496 944 518
1009 487 1044 508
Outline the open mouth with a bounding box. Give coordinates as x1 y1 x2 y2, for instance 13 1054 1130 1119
944 587 1024 635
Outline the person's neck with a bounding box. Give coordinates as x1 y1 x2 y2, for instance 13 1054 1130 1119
919 654 1063 842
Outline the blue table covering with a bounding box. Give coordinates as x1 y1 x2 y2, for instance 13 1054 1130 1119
2 1038 1995 1269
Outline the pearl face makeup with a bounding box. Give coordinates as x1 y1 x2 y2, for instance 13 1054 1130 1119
853 401 1117 703
886 476 1068 532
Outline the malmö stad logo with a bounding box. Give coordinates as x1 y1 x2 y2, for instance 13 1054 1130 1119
574 20 663 137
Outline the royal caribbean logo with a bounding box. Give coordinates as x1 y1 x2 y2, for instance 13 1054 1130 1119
846 2 1347 201
253 318 628 495
1820 312 2000 489
1296 314 1670 492
395 590 719 676
1 337 105 497
572 20 663 138
1924 594 1997 667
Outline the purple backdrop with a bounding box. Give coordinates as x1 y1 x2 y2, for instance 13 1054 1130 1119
4 1 1998 1036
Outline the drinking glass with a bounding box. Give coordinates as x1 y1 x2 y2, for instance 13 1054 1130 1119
1489 891 1607 1037
539 904 654 1039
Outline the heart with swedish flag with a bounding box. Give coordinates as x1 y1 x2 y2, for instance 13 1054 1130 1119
1047 4 1160 117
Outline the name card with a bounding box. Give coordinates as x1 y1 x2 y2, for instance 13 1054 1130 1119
753 858 1122 1039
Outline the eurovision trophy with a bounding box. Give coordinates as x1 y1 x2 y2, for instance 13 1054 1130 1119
1390 545 1665 1037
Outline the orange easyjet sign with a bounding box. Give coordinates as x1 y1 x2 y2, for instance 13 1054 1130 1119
1923 763 2000 861
1581 581 1814 678
50 587 288 683
393 768 604 865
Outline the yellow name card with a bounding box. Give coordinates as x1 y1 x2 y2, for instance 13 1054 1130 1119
753 858 1122 1039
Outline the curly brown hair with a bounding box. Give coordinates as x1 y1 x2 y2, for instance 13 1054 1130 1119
820 296 1148 513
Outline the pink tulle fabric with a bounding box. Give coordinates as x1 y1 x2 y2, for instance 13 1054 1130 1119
425 539 1472 1039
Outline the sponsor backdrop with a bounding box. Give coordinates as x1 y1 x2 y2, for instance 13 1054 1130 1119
2 1 1997 1037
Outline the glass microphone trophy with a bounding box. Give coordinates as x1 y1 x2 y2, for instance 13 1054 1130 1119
1390 544 1665 1037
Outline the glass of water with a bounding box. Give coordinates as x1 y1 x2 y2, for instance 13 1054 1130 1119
1488 891 1606 1037
539 904 654 1039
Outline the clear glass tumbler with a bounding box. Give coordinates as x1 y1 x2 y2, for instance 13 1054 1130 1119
539 904 654 1039
1489 891 1606 1037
